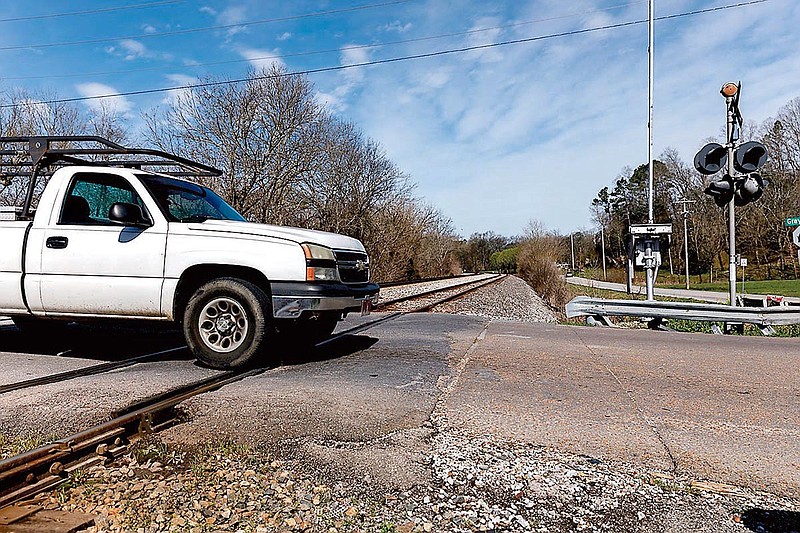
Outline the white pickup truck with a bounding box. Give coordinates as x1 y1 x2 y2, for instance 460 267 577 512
0 136 379 368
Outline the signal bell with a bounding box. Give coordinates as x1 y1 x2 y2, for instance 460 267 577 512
704 175 734 208
694 143 728 175
734 173 765 206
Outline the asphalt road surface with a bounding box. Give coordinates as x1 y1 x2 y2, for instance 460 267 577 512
0 313 797 500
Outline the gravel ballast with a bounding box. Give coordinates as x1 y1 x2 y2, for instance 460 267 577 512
37 429 799 533
432 275 556 323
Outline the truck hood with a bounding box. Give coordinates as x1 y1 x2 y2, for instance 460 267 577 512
185 220 367 252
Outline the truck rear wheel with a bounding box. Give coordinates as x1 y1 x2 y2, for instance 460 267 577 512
183 278 270 369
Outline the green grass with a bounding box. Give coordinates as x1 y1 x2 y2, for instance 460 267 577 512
664 279 800 297
581 267 800 297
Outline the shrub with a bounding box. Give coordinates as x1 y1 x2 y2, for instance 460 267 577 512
517 224 568 310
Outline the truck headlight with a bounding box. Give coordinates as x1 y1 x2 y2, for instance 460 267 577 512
301 243 339 282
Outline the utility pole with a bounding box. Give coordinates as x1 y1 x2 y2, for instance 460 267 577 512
676 199 696 290
644 0 656 301
600 227 607 280
570 233 575 271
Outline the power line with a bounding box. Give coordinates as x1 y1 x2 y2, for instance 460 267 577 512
0 0 769 110
3 1 648 81
0 0 184 23
0 0 412 52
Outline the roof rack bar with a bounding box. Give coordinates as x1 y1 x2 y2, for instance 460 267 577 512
0 136 223 220
0 136 220 175
0 135 127 150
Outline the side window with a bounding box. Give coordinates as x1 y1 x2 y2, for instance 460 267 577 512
59 173 146 225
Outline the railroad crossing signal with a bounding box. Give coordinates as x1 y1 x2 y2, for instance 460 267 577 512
696 139 768 208
694 143 727 175
734 141 768 173
734 172 764 206
704 175 734 207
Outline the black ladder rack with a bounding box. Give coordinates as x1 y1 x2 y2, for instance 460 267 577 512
0 136 222 219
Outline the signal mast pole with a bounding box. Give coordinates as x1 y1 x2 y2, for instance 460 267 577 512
723 84 738 306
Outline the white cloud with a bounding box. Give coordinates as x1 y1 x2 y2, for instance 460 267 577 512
119 39 147 60
218 5 248 37
462 17 504 64
380 20 413 33
75 83 133 117
238 48 285 70
219 5 246 25
341 46 370 83
322 45 373 110
315 91 345 113
37 0 800 237
142 24 157 34
162 74 197 105
199 6 216 16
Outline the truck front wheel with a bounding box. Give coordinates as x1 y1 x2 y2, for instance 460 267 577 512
183 278 270 369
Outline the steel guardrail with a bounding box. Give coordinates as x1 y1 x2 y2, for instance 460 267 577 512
566 296 800 326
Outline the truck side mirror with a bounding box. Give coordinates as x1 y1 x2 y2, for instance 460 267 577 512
109 202 151 228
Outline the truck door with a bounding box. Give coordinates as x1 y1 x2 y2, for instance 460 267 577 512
36 172 167 316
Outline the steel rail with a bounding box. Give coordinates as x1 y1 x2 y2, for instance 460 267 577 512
0 346 187 395
376 274 501 308
0 367 263 507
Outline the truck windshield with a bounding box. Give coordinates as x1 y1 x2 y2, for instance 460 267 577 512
138 174 246 223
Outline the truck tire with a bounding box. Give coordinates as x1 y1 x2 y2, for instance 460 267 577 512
183 278 270 369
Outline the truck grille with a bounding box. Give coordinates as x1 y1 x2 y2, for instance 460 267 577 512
334 250 370 284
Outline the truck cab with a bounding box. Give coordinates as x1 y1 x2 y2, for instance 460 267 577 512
0 136 379 368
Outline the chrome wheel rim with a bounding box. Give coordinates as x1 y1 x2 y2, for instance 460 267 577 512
198 297 249 353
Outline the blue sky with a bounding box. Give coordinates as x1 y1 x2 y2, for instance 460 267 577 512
1 0 799 237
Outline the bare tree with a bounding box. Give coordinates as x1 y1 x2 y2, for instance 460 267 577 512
143 66 321 223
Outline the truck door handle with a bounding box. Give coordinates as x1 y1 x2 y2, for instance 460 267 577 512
46 236 69 249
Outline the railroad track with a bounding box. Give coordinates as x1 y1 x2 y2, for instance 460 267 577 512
0 273 507 526
0 346 187 395
375 273 501 309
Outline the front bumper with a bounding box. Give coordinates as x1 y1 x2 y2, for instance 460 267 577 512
271 281 380 319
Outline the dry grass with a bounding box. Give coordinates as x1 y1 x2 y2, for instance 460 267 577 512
516 229 569 311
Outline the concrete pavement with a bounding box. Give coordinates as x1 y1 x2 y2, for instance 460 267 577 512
447 320 800 497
